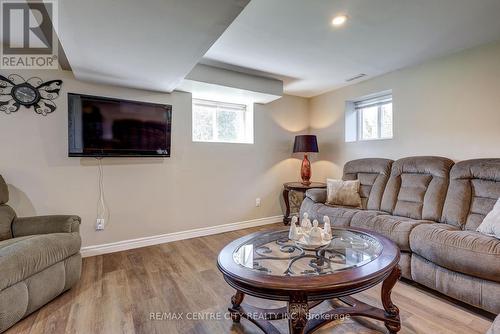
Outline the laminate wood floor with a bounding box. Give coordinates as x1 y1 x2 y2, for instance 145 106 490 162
6 223 493 334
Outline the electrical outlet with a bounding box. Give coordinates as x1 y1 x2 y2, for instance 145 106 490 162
96 218 105 231
255 198 261 207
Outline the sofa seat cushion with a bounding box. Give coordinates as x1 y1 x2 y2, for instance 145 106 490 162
410 224 500 282
317 205 362 227
0 233 81 291
350 210 387 226
351 215 433 251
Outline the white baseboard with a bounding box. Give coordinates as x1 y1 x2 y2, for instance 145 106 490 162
81 215 283 257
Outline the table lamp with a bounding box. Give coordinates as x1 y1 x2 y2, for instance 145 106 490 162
293 135 319 185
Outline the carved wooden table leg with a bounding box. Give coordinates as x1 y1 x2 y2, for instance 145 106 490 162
381 265 401 334
230 291 245 323
283 188 291 224
288 301 309 334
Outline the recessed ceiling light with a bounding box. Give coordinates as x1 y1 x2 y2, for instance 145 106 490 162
332 15 348 27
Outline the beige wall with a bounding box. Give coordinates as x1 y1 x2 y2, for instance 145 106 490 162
0 70 308 247
3 41 500 248
309 41 500 180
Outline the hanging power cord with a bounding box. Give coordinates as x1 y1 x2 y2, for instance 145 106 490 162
96 157 110 230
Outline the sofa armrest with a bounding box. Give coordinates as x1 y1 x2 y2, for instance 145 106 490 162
305 189 327 203
12 215 81 237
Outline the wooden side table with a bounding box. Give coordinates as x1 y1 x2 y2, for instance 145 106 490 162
282 182 326 224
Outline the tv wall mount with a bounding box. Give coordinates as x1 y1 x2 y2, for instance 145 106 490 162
0 74 63 116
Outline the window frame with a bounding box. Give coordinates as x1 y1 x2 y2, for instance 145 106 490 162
192 98 254 144
345 92 393 142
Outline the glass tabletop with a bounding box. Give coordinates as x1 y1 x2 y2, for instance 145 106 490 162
232 229 383 277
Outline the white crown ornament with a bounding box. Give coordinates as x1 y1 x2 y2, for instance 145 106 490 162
289 216 300 240
307 220 323 245
323 216 332 239
301 212 312 233
289 213 332 249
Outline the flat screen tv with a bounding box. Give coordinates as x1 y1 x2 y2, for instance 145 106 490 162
68 93 172 157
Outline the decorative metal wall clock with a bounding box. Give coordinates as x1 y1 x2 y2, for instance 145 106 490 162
0 74 63 116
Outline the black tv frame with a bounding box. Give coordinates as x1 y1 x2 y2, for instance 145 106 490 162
68 93 172 158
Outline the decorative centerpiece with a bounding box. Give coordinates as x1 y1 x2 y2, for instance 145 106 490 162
289 213 332 249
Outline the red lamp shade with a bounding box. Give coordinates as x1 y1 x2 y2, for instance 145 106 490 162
293 135 319 185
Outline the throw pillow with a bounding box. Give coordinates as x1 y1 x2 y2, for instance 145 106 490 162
477 198 500 239
326 179 362 208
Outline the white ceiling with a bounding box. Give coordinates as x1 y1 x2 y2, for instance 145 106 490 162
203 0 500 97
57 0 249 92
178 64 283 104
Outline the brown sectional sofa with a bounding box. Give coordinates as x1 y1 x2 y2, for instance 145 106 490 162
300 156 500 314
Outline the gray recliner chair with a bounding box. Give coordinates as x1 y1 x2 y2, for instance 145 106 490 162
0 175 82 333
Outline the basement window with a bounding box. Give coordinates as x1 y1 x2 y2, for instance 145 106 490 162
345 92 393 142
192 99 253 144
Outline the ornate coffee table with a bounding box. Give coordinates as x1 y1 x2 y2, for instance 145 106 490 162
217 228 401 334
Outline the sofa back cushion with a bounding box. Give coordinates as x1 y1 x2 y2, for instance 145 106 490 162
343 158 393 210
442 159 500 230
381 156 454 221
